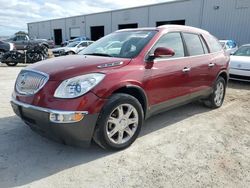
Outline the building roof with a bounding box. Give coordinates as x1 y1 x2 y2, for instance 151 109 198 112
28 0 188 24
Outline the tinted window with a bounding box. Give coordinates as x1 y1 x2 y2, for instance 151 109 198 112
183 33 204 56
150 32 185 58
206 35 222 53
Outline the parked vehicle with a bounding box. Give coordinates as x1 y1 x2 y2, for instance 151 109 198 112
52 40 94 56
61 36 90 47
1 44 48 66
5 33 54 50
219 40 238 55
0 41 15 60
11 25 229 150
229 44 250 82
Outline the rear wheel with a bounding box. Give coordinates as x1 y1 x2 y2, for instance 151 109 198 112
93 93 144 150
5 56 18 66
0 50 5 60
67 51 75 55
204 76 226 108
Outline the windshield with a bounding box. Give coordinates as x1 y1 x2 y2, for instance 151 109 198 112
234 46 250 56
67 42 79 47
78 30 157 58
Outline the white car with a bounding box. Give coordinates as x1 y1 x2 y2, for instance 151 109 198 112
52 40 94 56
229 44 250 82
220 40 238 55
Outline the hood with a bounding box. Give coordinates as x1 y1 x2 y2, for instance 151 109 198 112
230 55 250 70
27 55 131 81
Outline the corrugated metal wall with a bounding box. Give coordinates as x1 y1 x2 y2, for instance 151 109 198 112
28 0 250 45
201 0 250 45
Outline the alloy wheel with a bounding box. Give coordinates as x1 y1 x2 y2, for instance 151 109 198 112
106 104 139 145
214 81 224 106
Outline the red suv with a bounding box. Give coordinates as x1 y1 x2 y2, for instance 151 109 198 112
11 25 229 150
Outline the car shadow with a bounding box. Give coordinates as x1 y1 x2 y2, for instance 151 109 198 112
0 102 210 187
0 63 29 68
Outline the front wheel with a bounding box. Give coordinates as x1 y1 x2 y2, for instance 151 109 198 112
93 93 144 150
204 77 226 108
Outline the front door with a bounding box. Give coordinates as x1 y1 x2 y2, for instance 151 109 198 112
144 32 192 108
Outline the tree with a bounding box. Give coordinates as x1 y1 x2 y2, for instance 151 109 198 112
15 31 28 36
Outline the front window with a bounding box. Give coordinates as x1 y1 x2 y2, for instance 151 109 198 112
149 32 185 58
78 30 157 58
233 46 250 56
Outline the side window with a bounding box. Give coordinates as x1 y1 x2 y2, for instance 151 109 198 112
88 42 93 46
205 35 222 53
182 33 204 56
150 32 185 58
80 42 87 47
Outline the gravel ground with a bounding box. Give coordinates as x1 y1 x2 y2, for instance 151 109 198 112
0 64 250 188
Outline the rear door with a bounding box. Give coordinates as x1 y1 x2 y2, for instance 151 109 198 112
144 32 192 107
182 32 212 93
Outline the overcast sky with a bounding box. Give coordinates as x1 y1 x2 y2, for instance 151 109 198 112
0 0 173 36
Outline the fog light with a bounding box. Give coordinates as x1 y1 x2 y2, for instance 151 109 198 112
50 112 84 123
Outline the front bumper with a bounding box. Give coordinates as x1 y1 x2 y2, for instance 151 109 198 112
11 98 99 147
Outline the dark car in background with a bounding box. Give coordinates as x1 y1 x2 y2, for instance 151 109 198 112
11 25 229 150
5 34 54 50
0 41 15 60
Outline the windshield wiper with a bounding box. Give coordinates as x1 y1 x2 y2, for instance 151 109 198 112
84 53 113 57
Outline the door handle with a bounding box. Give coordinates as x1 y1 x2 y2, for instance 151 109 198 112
182 67 191 73
208 63 215 67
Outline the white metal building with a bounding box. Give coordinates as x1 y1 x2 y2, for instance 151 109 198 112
27 0 250 45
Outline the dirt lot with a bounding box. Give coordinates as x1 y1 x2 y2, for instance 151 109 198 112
0 64 250 188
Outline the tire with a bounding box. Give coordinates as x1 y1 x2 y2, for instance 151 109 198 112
67 51 75 55
204 76 226 108
6 61 18 66
93 93 144 150
0 50 5 60
5 56 18 66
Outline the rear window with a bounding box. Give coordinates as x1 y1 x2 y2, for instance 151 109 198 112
183 33 205 56
205 35 223 53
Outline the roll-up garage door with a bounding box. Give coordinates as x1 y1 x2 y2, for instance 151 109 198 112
70 27 80 39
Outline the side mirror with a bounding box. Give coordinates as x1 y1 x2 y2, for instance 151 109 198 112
148 47 175 61
154 47 175 58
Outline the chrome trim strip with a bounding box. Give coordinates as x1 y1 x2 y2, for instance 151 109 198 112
11 98 89 115
97 61 124 68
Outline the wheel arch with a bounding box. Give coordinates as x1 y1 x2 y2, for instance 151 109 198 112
217 70 229 85
112 85 148 118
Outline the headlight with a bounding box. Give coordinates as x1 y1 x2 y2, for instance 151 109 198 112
54 73 105 98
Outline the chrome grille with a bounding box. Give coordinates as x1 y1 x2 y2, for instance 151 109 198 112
15 70 49 95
